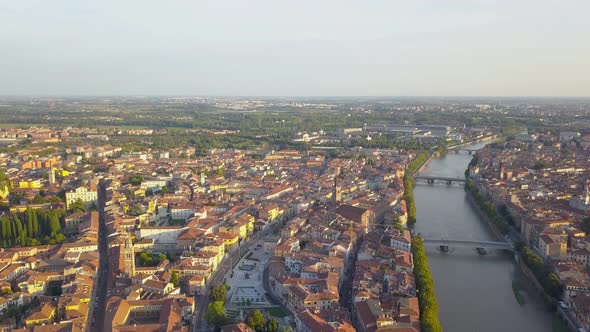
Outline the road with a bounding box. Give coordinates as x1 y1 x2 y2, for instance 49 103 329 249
192 226 277 332
88 179 110 332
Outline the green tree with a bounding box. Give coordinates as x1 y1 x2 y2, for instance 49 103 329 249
170 271 179 287
266 318 279 332
158 253 167 263
581 217 590 234
412 236 442 332
49 213 61 237
69 199 87 213
205 301 227 327
138 252 152 266
246 309 266 331
210 284 227 303
0 169 11 195
160 185 169 195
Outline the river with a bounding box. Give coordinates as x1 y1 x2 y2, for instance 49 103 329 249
413 142 555 332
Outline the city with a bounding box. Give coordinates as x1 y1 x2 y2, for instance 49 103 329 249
1 1 590 332
0 96 588 332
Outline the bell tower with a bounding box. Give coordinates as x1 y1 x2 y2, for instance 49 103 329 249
123 234 135 277
334 167 342 204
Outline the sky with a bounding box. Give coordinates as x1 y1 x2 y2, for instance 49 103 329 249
1 0 589 96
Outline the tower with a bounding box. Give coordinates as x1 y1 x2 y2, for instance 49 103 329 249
334 167 342 204
499 161 505 180
48 168 56 185
123 234 135 277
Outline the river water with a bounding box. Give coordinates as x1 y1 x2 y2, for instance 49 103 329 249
413 142 554 332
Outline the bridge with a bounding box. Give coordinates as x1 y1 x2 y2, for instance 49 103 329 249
422 238 514 251
449 148 479 154
414 175 466 184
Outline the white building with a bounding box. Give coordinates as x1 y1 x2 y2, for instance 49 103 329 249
65 187 98 209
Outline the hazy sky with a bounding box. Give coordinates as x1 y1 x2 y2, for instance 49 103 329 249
1 0 589 96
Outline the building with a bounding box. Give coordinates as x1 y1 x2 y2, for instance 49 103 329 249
123 235 135 277
65 187 98 209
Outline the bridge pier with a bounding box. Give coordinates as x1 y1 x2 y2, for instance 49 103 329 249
439 245 449 253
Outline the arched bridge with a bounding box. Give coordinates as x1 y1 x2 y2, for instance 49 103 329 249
448 148 479 154
414 175 466 184
422 238 513 251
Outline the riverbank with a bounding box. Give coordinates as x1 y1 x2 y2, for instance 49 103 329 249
404 151 442 331
413 142 557 332
412 236 442 332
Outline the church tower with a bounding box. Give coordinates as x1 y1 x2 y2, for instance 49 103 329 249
334 167 342 204
123 235 135 277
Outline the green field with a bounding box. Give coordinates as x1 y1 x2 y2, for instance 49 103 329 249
263 307 289 318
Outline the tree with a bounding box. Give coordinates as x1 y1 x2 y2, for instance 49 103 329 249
277 327 294 332
412 236 442 332
205 301 227 327
246 309 266 331
210 284 227 303
581 217 590 234
138 252 152 266
266 318 279 332
170 271 179 287
158 253 167 263
160 185 169 195
69 199 87 213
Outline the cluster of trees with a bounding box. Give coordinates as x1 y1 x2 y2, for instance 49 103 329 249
170 271 179 287
137 250 167 267
406 151 430 175
464 180 509 235
125 175 144 186
516 243 563 299
412 236 442 332
67 198 96 214
245 309 279 332
581 217 590 234
205 284 230 328
404 175 417 226
532 161 550 170
353 134 432 151
0 169 11 191
436 144 448 158
31 194 62 204
403 150 429 226
0 207 65 247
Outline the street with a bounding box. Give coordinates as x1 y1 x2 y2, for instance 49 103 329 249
192 226 276 331
88 179 110 332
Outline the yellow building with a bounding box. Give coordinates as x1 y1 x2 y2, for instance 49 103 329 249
219 221 248 240
134 188 146 198
209 183 228 191
148 199 158 213
0 185 9 199
19 179 42 189
266 205 283 222
25 303 56 326
217 232 239 250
